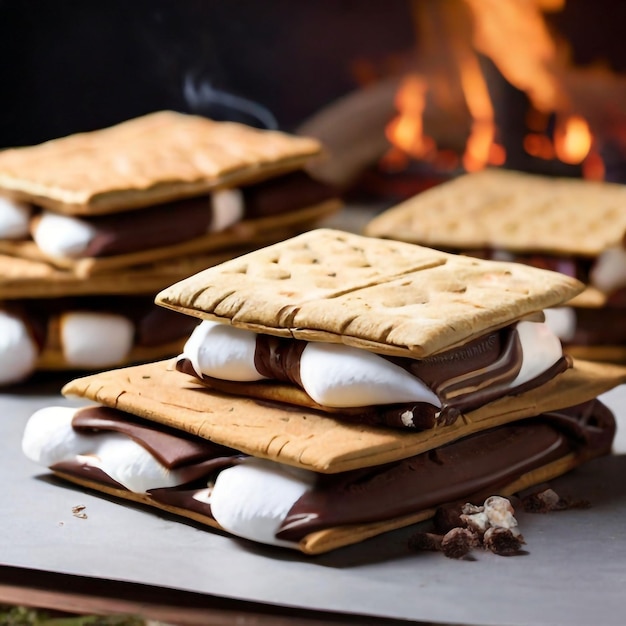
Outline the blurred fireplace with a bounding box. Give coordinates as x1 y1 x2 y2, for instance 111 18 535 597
1 0 626 197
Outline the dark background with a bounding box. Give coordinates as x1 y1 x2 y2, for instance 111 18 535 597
0 0 415 147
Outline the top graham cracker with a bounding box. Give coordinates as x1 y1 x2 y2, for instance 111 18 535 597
365 169 626 257
0 111 322 215
156 229 583 358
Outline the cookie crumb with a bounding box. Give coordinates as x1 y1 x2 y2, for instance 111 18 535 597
483 526 526 555
72 505 88 519
441 527 478 559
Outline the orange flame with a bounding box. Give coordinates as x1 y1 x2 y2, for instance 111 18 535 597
383 0 606 179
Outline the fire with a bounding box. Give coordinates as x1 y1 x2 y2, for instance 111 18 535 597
384 0 607 179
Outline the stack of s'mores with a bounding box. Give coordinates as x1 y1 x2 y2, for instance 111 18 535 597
365 168 626 363
0 111 340 385
22 230 626 554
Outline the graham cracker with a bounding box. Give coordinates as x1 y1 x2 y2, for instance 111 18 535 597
0 250 255 298
364 168 626 257
60 358 626 474
51 450 589 555
0 111 323 215
0 200 341 276
156 229 584 359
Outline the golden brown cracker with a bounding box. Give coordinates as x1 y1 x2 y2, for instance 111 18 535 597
61 358 626 474
364 169 626 257
0 250 255 298
156 229 584 358
0 111 323 215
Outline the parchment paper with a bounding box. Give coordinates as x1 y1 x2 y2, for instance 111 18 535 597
1 376 625 626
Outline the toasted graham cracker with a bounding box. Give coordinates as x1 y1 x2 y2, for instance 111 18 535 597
156 229 583 358
60 358 626 474
364 169 626 257
0 250 256 298
0 111 323 215
51 450 588 555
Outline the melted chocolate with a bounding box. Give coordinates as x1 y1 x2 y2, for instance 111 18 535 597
42 171 336 258
568 306 626 345
276 399 614 541
51 399 615 541
178 324 570 430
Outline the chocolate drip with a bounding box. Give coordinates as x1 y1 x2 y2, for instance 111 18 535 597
254 335 306 387
276 400 615 541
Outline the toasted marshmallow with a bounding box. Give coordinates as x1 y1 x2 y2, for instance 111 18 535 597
0 311 38 385
510 320 563 387
0 196 32 239
590 246 626 294
182 320 264 381
61 312 134 367
32 211 97 258
22 406 198 492
210 457 315 548
544 307 577 342
299 342 441 408
210 188 245 232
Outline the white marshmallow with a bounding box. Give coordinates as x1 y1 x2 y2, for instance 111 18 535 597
0 311 39 385
210 188 245 232
543 307 577 342
61 312 134 367
510 321 563 387
22 406 196 493
299 342 441 408
32 211 97 258
210 457 315 548
0 196 32 239
181 320 265 381
590 246 626 294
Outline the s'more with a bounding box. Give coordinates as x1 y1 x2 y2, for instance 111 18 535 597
0 112 340 385
22 230 626 554
365 168 626 363
0 110 341 276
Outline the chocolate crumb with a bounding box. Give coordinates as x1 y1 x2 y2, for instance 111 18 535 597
72 505 88 519
483 526 525 555
521 487 590 513
434 503 464 533
441 527 478 559
408 532 443 552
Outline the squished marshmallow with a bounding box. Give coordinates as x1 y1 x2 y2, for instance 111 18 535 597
183 320 563 409
210 457 316 548
511 320 563 387
299 342 441 408
22 408 315 545
210 188 245 232
182 320 265 382
0 311 38 385
590 246 626 294
22 406 197 492
32 211 97 258
61 312 134 367
544 308 577 342
0 196 32 239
